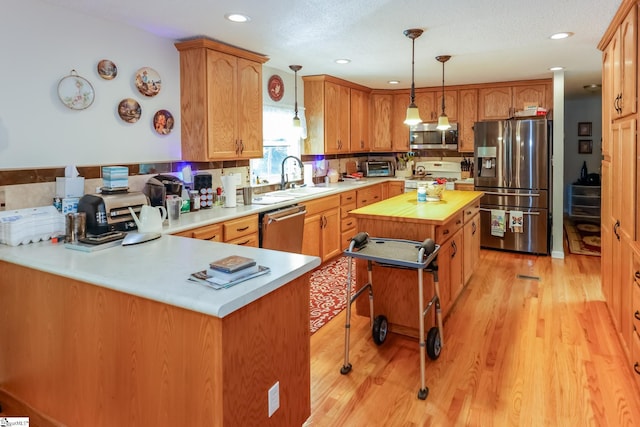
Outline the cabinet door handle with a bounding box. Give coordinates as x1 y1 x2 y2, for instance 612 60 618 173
236 239 251 246
236 226 249 232
442 229 450 236
635 271 640 280
635 311 640 321
451 240 457 258
613 220 620 241
206 235 220 241
472 221 477 235
635 362 640 376
456 219 462 225
239 139 244 154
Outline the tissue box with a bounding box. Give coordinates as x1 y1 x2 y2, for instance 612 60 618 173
56 177 85 198
102 166 129 188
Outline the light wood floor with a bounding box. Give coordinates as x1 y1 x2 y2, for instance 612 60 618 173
305 249 640 426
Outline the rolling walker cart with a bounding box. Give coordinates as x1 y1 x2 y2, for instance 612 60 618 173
340 232 443 400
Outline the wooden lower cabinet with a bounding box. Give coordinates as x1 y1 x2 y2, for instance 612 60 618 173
173 222 222 241
439 228 464 310
173 214 258 247
0 261 311 426
384 181 405 198
356 184 382 208
340 191 357 248
463 212 481 285
301 195 341 262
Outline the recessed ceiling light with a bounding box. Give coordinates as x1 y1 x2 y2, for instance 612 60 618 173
388 80 400 85
225 13 250 23
335 59 351 64
549 32 573 40
584 84 602 92
549 66 564 71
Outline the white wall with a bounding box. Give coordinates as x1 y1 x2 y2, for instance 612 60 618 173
0 0 181 169
563 96 603 212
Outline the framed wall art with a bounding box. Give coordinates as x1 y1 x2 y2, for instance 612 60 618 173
578 122 592 136
578 139 593 154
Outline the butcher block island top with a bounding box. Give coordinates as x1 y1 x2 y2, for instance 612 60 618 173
348 189 484 340
349 189 483 224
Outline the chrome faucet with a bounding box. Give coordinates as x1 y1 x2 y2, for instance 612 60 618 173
281 155 304 190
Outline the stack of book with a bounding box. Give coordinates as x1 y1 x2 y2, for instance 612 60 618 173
189 255 269 289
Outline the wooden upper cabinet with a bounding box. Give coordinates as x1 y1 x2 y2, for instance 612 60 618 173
350 88 370 152
479 83 549 121
478 86 512 120
175 39 268 161
303 76 354 154
392 93 411 152
370 92 393 151
606 4 637 118
414 90 458 123
458 89 478 153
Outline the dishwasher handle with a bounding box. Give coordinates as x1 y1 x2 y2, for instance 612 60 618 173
266 208 306 224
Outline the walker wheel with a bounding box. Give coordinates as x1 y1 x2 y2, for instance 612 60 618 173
426 327 441 360
418 387 429 400
372 315 388 345
340 363 352 375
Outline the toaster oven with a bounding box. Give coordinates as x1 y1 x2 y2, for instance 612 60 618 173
363 161 394 177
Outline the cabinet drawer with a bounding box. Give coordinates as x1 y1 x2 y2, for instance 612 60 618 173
341 216 357 233
304 195 340 217
226 232 259 247
435 212 464 243
341 202 356 219
223 214 258 241
341 191 356 205
357 186 382 207
463 201 480 223
190 223 223 241
572 185 601 197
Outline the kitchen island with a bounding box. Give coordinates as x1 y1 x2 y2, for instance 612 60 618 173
348 189 483 338
0 236 320 426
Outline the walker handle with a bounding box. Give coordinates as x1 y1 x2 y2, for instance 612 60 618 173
351 232 369 250
420 238 436 256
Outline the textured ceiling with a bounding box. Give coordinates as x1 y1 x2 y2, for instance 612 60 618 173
41 0 622 99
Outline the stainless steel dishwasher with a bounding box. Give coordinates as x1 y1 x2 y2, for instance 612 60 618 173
259 204 306 253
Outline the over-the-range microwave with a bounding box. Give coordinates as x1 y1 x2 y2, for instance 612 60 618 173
409 122 458 150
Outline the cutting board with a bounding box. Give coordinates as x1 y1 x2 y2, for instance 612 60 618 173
346 161 357 175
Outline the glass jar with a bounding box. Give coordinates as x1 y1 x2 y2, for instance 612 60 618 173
189 190 200 211
417 183 427 202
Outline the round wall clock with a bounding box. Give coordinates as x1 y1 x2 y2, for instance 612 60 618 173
268 74 284 102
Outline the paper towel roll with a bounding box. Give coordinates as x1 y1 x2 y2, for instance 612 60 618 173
221 175 237 208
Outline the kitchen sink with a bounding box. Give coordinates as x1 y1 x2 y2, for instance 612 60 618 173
264 186 333 198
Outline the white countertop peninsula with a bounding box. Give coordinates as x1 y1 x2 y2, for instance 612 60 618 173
0 233 320 318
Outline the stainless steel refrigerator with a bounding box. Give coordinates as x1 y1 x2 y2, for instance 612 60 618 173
474 118 552 254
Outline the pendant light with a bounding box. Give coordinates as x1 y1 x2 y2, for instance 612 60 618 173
403 28 423 126
289 65 302 129
436 55 451 130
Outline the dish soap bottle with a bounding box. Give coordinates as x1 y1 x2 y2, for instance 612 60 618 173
580 161 588 183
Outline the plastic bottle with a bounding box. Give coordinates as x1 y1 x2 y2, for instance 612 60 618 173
417 184 427 202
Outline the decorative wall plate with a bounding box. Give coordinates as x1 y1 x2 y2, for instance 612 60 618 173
153 109 174 135
97 59 117 80
135 67 161 97
268 74 284 102
57 70 95 110
118 98 141 123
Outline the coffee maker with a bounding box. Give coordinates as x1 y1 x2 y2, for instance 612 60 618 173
144 174 183 207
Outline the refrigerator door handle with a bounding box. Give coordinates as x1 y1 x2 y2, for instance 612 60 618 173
483 191 540 197
480 208 540 216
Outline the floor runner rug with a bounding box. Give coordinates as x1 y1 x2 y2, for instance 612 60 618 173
564 217 601 256
310 256 354 334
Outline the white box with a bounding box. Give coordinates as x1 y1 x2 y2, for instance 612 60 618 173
61 197 79 214
56 177 85 198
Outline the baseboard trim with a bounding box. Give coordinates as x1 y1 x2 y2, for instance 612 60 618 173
0 388 64 427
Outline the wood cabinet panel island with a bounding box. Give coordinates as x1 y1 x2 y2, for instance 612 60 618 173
348 190 483 338
0 236 320 426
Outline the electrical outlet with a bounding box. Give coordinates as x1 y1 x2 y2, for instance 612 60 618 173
268 381 280 417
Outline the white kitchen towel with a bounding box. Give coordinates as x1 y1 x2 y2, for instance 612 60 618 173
509 210 524 233
490 209 506 237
